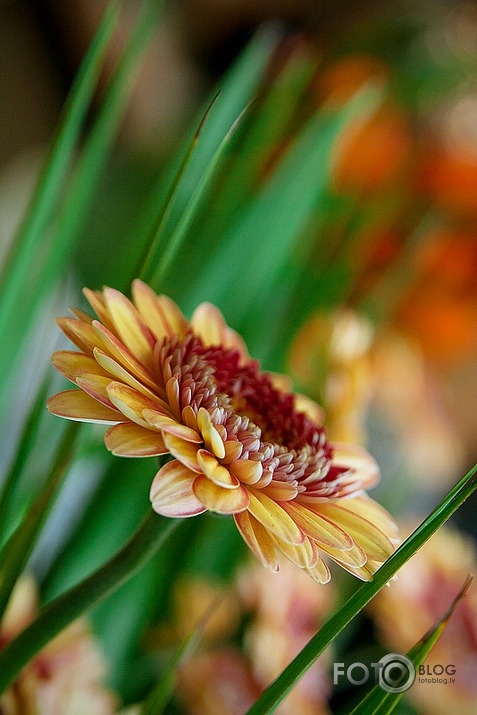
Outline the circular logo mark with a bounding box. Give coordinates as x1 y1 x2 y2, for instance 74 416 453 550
378 653 416 693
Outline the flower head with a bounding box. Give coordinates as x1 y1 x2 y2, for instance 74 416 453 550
47 280 398 582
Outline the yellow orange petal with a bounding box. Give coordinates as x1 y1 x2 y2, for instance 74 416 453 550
132 280 188 340
317 501 394 561
93 348 165 404
197 450 239 489
46 390 120 423
234 511 279 571
262 479 298 501
82 288 115 331
57 317 98 354
229 459 262 485
191 303 230 346
247 491 304 546
284 502 353 550
150 460 206 517
197 407 226 459
76 374 116 408
143 409 201 442
332 443 381 488
51 351 109 383
103 287 155 368
319 541 367 569
193 475 249 514
275 534 320 569
107 383 167 428
305 558 332 584
162 432 201 472
105 423 167 457
343 496 400 541
93 321 159 391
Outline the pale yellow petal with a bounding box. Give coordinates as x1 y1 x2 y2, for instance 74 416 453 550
46 390 120 424
284 501 353 550
76 374 116 408
163 432 201 472
305 558 332 584
193 475 249 514
247 491 304 546
317 501 395 561
150 460 206 517
105 423 167 457
275 534 320 569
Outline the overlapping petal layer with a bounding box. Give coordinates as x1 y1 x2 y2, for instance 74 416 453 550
48 280 398 582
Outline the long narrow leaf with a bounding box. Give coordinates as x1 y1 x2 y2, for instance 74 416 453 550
247 463 477 714
0 0 163 414
0 2 120 412
0 423 77 620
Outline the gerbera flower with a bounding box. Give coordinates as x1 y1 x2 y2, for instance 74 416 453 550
47 280 398 583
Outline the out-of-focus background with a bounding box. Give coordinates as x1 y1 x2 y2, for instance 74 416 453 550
1 1 476 713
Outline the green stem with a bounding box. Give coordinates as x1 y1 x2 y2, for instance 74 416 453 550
0 512 180 694
247 463 477 714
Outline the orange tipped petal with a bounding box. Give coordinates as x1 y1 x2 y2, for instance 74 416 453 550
283 502 354 550
197 450 239 489
332 443 381 488
76 374 117 409
192 475 249 514
46 390 120 423
51 351 109 383
247 491 304 546
57 317 97 353
132 280 188 340
234 511 279 571
150 460 207 517
105 423 167 457
197 407 226 459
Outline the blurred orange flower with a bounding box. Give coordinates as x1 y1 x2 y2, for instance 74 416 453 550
0 576 116 715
